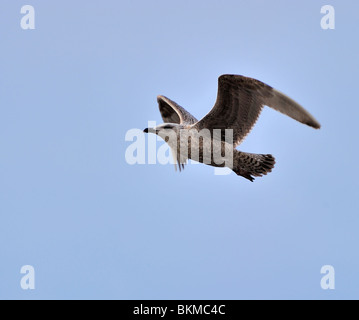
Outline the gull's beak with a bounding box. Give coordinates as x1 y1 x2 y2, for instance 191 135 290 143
144 127 157 134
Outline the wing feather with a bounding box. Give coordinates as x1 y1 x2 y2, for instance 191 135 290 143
157 95 198 125
192 75 320 147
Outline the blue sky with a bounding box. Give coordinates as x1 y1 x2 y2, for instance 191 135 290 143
0 0 358 300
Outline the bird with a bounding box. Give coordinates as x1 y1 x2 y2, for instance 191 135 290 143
143 74 320 181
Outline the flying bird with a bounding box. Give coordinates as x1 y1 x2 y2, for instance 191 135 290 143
144 75 320 181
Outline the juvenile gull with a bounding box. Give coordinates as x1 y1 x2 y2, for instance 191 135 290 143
144 75 321 181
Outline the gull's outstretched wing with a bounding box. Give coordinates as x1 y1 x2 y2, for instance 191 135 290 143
157 95 198 125
157 95 196 172
192 75 321 147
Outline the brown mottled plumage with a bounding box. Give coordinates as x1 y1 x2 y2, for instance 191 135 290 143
193 75 320 146
146 74 320 181
158 95 198 126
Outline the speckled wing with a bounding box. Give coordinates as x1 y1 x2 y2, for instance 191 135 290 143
192 75 321 147
157 95 198 125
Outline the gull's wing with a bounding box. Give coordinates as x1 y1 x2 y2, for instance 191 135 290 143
192 75 321 147
157 95 195 172
157 95 198 125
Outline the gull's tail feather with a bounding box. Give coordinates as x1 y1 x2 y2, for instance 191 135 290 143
233 151 276 182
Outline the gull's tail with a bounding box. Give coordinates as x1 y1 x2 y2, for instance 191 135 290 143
233 151 276 182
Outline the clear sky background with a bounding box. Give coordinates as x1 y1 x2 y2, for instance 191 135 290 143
0 0 358 300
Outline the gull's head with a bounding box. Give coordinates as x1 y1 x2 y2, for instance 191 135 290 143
143 123 182 138
143 123 183 147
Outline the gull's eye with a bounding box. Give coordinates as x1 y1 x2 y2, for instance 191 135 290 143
162 125 173 130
